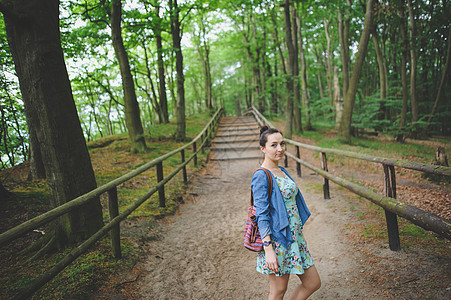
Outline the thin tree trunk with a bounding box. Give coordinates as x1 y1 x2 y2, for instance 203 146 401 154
298 12 311 130
338 0 375 143
397 2 409 142
169 0 186 141
407 0 419 123
111 0 147 152
270 7 287 75
155 4 169 123
324 19 334 107
317 73 324 99
292 5 302 133
283 0 295 139
142 40 162 123
338 1 351 96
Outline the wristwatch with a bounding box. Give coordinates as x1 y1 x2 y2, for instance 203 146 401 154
263 240 272 247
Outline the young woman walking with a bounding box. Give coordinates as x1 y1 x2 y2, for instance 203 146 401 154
251 126 321 300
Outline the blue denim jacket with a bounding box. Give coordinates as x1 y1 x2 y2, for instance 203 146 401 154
251 166 311 249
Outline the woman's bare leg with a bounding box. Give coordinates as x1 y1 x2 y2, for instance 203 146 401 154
268 274 290 300
288 265 321 300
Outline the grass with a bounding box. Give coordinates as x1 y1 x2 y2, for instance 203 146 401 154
0 111 214 299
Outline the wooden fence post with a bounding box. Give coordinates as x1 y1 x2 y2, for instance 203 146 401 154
284 154 288 168
320 152 331 199
107 187 122 258
193 142 198 167
201 132 205 154
156 162 165 207
296 146 301 177
181 149 187 184
383 164 401 251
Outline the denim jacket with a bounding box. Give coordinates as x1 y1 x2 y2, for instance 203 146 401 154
251 166 311 249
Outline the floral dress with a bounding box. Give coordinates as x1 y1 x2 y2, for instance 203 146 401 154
256 175 314 277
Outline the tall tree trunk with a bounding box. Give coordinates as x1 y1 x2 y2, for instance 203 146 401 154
111 0 147 152
397 2 409 142
338 0 375 143
270 7 287 75
338 0 351 96
155 4 169 123
372 30 388 121
270 59 278 114
317 73 324 99
142 40 163 123
297 12 311 130
283 0 295 139
407 0 419 123
324 19 334 106
201 20 213 110
2 0 103 248
195 15 213 110
292 5 302 133
169 0 186 141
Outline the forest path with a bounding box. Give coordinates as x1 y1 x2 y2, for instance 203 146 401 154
135 116 378 299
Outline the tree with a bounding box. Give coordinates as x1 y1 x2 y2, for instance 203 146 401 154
169 0 186 141
396 0 409 142
193 8 213 110
1 0 103 251
111 0 147 152
407 0 419 124
154 3 170 123
338 0 375 143
297 8 312 130
283 0 295 139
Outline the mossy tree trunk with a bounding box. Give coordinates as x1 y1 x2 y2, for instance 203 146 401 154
170 0 186 141
338 0 375 143
2 0 104 249
283 0 295 139
111 0 147 152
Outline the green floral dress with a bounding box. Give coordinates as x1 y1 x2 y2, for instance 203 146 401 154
256 175 314 277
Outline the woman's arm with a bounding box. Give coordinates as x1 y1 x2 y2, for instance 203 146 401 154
251 170 272 239
251 170 279 273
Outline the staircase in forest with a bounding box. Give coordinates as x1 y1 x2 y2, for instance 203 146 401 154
209 116 262 161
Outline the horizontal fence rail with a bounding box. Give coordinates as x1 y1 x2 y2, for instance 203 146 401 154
247 106 451 250
2 107 224 299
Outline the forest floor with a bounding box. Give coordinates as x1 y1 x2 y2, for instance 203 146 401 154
96 119 450 300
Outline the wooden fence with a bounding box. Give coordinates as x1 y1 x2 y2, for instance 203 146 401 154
0 107 224 299
248 106 451 251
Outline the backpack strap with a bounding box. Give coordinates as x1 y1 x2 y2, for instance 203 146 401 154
250 168 273 206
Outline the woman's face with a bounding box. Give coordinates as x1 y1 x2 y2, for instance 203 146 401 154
261 132 285 162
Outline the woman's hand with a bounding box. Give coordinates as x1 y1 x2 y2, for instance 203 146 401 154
264 246 279 274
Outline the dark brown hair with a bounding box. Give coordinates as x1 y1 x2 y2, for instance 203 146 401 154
259 126 282 147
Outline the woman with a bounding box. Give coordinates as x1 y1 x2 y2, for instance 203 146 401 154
251 126 321 300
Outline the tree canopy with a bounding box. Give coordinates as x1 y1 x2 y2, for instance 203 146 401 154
1 0 450 168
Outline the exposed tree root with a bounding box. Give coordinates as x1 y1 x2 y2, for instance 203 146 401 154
24 234 57 264
18 232 52 257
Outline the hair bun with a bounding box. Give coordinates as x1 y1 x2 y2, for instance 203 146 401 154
260 125 269 136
